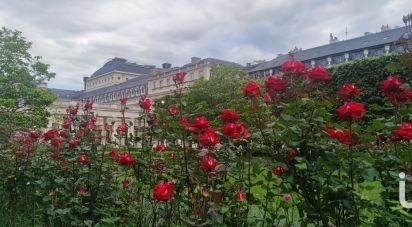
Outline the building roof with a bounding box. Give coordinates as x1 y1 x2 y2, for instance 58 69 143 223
182 57 241 68
248 26 407 73
89 57 155 79
51 75 148 101
81 74 148 98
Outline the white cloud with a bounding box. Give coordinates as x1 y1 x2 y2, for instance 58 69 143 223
0 0 411 90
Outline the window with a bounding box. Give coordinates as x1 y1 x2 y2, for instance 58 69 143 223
369 47 385 57
332 55 345 64
167 78 170 85
159 80 163 87
317 58 328 66
118 77 121 80
153 81 156 89
349 51 363 60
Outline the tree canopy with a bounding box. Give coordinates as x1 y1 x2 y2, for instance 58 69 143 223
0 27 56 141
154 65 252 127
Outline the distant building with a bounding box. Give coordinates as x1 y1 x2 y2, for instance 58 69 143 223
48 57 155 132
148 57 240 100
48 56 240 134
247 26 407 79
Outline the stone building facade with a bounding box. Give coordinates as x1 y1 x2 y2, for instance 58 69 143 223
247 26 408 78
48 56 240 138
148 57 239 100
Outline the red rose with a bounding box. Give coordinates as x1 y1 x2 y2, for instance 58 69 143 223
242 81 261 97
51 137 64 148
336 102 365 121
272 166 285 175
76 130 85 138
179 116 192 129
85 121 96 129
60 159 70 167
44 129 58 140
201 155 219 171
236 191 247 202
139 96 152 110
67 107 78 115
221 122 250 139
174 72 186 82
167 105 180 115
306 66 331 81
153 181 174 201
193 116 210 129
397 89 412 103
380 75 412 105
283 193 292 202
264 92 272 103
62 117 71 129
30 131 40 139
90 113 97 122
381 75 404 96
58 131 66 137
289 148 296 157
109 149 119 160
84 99 93 110
48 150 61 159
264 76 287 92
156 144 167 152
122 179 129 189
198 128 220 146
326 128 360 145
169 152 175 159
118 153 135 165
77 154 88 163
79 186 87 195
117 125 127 133
221 109 239 122
120 96 127 105
221 123 237 136
393 122 412 140
338 83 361 101
281 59 306 74
69 137 80 147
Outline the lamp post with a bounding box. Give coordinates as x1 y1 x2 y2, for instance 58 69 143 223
401 13 412 51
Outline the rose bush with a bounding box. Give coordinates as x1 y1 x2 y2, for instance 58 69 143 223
0 58 411 226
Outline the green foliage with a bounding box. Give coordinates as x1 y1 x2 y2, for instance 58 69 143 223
155 65 251 126
328 53 411 109
0 27 56 141
1 38 412 226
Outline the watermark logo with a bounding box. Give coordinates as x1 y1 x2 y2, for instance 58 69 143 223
399 172 412 208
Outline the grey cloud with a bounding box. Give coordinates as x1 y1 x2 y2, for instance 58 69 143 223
0 0 411 90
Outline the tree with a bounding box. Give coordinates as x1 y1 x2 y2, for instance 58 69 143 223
155 65 252 127
0 27 56 141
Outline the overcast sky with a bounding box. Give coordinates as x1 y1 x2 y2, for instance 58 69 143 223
1 0 411 90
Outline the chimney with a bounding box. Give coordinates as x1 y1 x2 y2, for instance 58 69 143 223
162 63 172 69
191 57 201 64
83 77 88 90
